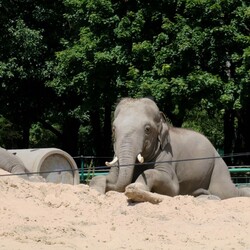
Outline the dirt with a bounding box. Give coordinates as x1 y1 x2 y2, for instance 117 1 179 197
1 169 250 250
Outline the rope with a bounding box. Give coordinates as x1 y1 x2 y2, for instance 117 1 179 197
0 169 79 177
73 156 111 159
117 152 250 168
0 152 250 178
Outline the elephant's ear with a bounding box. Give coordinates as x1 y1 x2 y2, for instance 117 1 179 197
158 112 170 150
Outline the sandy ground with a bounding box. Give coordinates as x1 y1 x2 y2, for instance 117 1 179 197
1 169 250 250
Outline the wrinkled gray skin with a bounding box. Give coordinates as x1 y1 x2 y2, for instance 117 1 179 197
0 147 44 182
90 98 250 203
0 147 28 176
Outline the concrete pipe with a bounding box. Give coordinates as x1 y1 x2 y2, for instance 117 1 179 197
8 148 79 185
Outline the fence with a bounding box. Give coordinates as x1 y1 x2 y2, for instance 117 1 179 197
73 156 109 183
229 167 250 187
74 156 250 186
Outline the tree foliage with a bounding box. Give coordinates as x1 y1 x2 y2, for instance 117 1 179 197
0 0 249 163
0 0 66 146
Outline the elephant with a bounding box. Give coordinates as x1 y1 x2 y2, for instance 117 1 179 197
0 147 45 182
89 97 250 203
0 147 28 176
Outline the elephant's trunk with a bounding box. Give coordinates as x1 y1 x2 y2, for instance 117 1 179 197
111 160 135 192
108 136 142 192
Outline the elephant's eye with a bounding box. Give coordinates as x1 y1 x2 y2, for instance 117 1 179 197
145 125 151 134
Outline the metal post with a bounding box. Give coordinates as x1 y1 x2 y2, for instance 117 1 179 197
80 155 84 183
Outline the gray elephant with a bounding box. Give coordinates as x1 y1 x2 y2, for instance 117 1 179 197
0 147 28 176
89 98 250 203
0 147 45 182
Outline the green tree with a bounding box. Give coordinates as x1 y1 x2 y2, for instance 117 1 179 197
0 0 73 151
113 0 250 162
0 0 249 162
0 116 22 148
48 0 124 156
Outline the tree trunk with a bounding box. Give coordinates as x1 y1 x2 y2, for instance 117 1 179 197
242 110 250 165
90 108 103 157
235 109 250 165
223 109 235 165
21 122 30 148
61 117 80 156
103 102 112 157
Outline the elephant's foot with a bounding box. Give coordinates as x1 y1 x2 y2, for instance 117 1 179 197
89 175 106 194
28 175 46 182
125 184 163 204
196 194 221 200
192 188 211 197
238 187 250 197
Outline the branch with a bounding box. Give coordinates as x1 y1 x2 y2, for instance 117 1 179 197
38 120 62 138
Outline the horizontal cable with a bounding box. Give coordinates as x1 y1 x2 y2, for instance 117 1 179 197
0 152 250 177
0 168 80 177
72 152 250 161
117 152 250 168
73 156 111 159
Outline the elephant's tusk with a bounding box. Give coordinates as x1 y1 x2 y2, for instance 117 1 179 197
105 156 118 167
137 154 144 163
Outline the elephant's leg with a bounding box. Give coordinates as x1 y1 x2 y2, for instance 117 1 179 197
208 158 247 199
192 188 211 197
125 183 164 204
125 169 179 204
89 166 119 194
89 175 107 194
237 186 250 197
192 188 221 200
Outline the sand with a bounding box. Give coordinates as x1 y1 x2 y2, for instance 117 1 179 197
1 169 250 250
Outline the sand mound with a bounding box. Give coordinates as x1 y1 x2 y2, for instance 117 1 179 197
0 169 250 249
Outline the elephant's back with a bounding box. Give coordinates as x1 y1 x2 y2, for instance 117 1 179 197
170 127 215 156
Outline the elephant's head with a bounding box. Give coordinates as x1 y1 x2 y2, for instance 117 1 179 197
106 98 170 192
